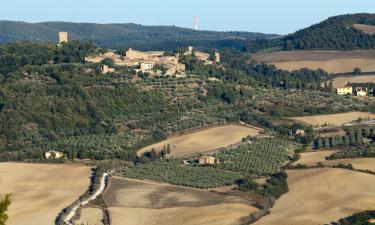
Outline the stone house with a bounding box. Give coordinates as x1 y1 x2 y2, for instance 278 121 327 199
199 156 219 165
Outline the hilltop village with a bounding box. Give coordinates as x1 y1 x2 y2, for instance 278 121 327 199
85 46 220 76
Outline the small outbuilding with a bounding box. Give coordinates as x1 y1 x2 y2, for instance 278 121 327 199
356 87 367 96
45 150 64 159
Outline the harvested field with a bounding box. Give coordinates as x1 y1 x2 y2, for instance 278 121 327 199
291 112 375 127
293 150 338 166
252 50 375 73
254 168 375 225
318 130 346 138
110 204 257 225
0 163 91 225
138 125 262 157
332 75 375 88
75 207 103 225
106 177 258 225
295 150 375 172
324 158 375 172
104 177 250 208
353 24 375 35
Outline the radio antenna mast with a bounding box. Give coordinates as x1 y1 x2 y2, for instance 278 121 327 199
194 16 199 31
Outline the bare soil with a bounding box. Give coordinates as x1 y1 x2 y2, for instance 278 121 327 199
138 125 262 157
252 50 375 73
0 163 91 225
75 207 104 225
295 150 375 172
105 177 258 225
254 168 375 225
353 24 375 35
104 177 250 209
110 203 257 225
291 112 375 127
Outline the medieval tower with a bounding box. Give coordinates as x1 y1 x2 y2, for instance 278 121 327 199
58 32 68 44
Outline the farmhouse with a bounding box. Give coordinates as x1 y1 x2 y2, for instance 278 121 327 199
45 150 64 159
199 156 219 165
355 87 367 96
337 86 353 95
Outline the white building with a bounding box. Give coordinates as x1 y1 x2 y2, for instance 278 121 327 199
140 62 155 72
45 151 64 159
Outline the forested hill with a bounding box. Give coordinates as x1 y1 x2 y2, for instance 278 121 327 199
246 13 375 52
0 21 276 51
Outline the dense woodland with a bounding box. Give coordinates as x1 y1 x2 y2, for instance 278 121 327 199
0 21 276 51
246 13 375 52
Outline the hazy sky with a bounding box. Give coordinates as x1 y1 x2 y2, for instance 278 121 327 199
1 0 374 34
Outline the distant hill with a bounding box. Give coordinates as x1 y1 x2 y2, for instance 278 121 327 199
0 21 277 51
247 13 375 52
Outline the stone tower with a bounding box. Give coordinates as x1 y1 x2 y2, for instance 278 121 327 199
215 52 221 64
58 32 68 44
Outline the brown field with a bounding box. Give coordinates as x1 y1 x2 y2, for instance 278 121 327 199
353 24 375 35
332 75 375 88
75 207 103 225
105 177 257 225
295 150 375 172
293 150 339 166
138 125 262 157
291 112 375 127
252 50 375 73
318 130 346 138
254 168 375 225
0 163 91 225
110 204 256 225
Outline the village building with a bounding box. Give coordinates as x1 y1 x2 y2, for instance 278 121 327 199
85 51 126 66
337 86 353 95
58 32 68 44
199 156 219 165
140 62 155 72
45 150 64 159
184 46 216 65
355 87 367 96
125 48 165 62
101 65 115 74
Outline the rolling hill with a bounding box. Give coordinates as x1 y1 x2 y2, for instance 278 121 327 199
0 21 276 51
247 13 375 52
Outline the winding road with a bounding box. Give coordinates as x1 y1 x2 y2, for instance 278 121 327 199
63 172 109 225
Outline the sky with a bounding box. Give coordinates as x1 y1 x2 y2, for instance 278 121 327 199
0 0 374 34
